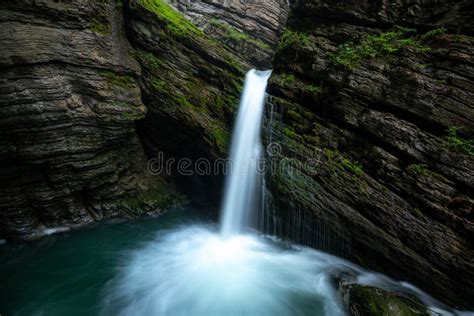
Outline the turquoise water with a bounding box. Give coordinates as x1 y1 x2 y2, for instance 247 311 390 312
0 209 208 316
0 208 346 316
0 208 464 316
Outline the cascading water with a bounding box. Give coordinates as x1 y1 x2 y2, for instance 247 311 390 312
220 69 271 236
97 69 466 316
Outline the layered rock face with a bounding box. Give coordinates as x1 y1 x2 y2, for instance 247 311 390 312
0 0 179 239
267 0 473 308
121 0 288 206
170 0 289 67
0 0 289 239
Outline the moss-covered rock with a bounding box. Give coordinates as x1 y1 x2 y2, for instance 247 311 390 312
341 284 429 316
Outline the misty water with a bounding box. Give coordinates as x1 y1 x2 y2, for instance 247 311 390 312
0 208 463 316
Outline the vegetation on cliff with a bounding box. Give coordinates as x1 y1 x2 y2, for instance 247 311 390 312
330 26 432 69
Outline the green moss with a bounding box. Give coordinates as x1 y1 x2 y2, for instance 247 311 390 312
138 0 203 38
140 51 164 72
174 94 193 108
349 285 429 316
278 29 311 50
420 28 446 41
101 71 136 89
324 148 364 182
90 17 110 35
407 164 432 177
306 84 323 95
134 0 244 74
211 126 229 152
119 187 177 212
286 109 302 122
280 73 295 87
341 158 364 176
209 19 270 49
213 93 238 118
151 78 167 91
444 127 474 156
283 127 297 139
331 26 431 69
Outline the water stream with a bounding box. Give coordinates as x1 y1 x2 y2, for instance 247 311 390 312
220 69 271 236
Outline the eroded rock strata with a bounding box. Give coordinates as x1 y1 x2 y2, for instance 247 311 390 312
0 0 176 239
266 0 473 308
0 0 289 238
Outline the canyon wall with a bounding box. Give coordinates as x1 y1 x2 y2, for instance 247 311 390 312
0 0 177 239
266 0 473 308
0 0 288 238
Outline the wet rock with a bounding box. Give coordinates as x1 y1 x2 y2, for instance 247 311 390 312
340 283 430 316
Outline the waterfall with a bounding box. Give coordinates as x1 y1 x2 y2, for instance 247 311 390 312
220 69 272 236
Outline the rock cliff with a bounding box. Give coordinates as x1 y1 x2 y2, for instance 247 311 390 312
0 0 177 239
0 0 289 238
266 0 473 308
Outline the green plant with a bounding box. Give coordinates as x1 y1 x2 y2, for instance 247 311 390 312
141 52 163 72
283 127 297 138
445 127 474 156
278 29 311 50
341 158 363 176
420 28 446 41
151 78 167 91
331 26 431 69
306 84 323 95
211 126 229 152
407 164 432 176
174 94 194 108
280 73 295 87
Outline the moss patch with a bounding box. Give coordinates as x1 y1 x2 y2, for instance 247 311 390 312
331 26 431 69
117 186 186 216
444 127 474 156
348 284 429 316
278 29 311 50
90 17 110 35
138 0 203 38
406 164 432 177
210 126 230 153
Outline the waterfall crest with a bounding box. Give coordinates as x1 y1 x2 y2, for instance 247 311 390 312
220 69 272 236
